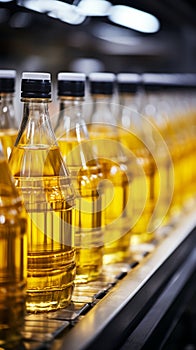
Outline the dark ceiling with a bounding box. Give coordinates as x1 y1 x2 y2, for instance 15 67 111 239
0 0 196 74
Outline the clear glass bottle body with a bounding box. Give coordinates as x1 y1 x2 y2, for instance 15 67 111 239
166 83 196 206
0 145 27 347
117 92 161 245
88 95 134 264
9 98 76 312
141 85 184 221
185 85 196 198
0 93 18 160
55 97 104 283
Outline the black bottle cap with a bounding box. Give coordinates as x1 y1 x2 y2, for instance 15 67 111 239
142 73 168 92
142 73 196 92
168 74 196 90
0 70 16 93
21 72 51 98
57 72 85 97
88 73 115 95
117 73 141 93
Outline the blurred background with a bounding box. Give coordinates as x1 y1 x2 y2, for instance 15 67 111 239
0 0 196 121
0 0 196 75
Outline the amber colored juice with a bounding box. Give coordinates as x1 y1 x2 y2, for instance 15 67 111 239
118 129 160 245
9 145 76 312
0 159 27 347
88 125 134 264
156 120 185 218
0 129 18 159
170 112 196 206
58 138 104 283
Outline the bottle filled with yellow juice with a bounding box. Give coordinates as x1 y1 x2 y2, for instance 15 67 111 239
0 70 18 160
141 74 191 221
0 142 27 348
88 73 136 264
9 72 76 312
55 72 104 283
116 73 164 245
165 74 196 206
182 74 196 198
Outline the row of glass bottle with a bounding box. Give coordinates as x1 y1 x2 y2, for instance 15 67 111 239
0 69 196 347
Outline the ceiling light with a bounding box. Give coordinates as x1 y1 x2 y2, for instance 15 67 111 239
17 0 55 13
77 0 112 16
48 3 85 25
109 5 160 34
18 0 86 25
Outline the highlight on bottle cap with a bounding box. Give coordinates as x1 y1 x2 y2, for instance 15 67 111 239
22 72 51 81
88 72 115 82
0 70 16 79
57 72 85 97
117 73 141 83
21 71 51 99
141 73 176 92
58 72 85 82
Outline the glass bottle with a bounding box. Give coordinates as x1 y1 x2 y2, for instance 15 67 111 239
88 72 134 265
141 73 182 223
116 73 158 244
0 69 18 160
117 73 174 244
182 74 196 200
165 74 196 207
8 72 76 312
0 142 27 348
55 72 104 283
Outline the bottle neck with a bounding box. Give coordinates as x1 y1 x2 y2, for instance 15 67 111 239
59 96 84 119
0 92 14 101
15 97 56 147
89 94 114 124
119 92 140 106
0 93 17 129
22 98 51 122
55 96 85 135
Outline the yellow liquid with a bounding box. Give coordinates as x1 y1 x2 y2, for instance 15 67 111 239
9 145 76 312
158 121 185 218
88 125 133 264
0 129 18 160
131 153 158 244
0 159 27 347
119 130 160 245
171 114 196 206
99 157 133 264
58 138 104 283
137 114 176 226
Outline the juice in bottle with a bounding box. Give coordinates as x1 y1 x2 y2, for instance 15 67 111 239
55 73 104 282
88 73 134 264
0 142 27 347
9 72 76 312
0 70 18 160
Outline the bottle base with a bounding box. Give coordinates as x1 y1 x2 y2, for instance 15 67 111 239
130 232 155 245
75 267 102 284
103 231 131 265
26 284 74 313
75 246 103 284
